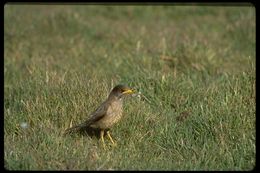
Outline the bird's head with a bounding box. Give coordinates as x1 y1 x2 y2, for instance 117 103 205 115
109 84 134 99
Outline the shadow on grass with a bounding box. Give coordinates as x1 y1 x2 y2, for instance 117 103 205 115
78 127 101 138
64 126 111 139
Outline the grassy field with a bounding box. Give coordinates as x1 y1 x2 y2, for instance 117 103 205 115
4 4 255 170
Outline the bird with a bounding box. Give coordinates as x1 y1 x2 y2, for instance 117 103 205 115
64 84 134 148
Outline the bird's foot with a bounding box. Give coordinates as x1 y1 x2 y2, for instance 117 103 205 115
100 130 106 149
107 131 117 147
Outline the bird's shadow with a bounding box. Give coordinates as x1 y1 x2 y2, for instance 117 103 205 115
63 126 102 139
78 126 101 138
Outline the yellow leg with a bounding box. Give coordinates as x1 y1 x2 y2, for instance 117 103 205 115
107 131 116 146
100 130 106 149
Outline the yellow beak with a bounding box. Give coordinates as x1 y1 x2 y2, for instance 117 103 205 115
122 89 134 94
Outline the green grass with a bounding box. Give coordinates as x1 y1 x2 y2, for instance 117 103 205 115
4 4 255 170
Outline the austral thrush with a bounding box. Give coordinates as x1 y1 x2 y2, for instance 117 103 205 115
64 84 134 148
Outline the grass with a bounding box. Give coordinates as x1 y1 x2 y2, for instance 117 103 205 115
4 4 255 170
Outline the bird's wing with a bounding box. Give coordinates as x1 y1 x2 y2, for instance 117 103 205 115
84 100 110 126
64 100 110 135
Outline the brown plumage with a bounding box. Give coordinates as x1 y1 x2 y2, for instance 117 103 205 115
64 84 134 148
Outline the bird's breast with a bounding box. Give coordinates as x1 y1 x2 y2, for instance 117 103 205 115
106 100 123 121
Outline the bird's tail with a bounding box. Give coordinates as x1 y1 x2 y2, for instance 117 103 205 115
64 122 86 135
